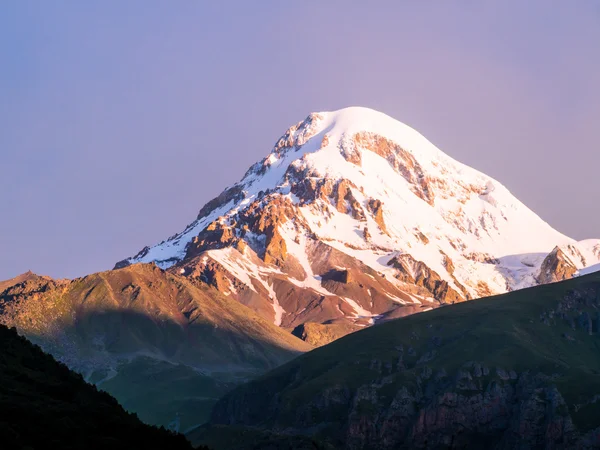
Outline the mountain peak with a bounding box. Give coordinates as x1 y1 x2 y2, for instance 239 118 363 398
241 106 448 189
116 108 599 339
0 270 50 293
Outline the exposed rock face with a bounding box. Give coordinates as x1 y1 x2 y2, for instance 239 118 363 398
212 369 580 449
365 198 388 234
333 179 365 220
388 254 465 304
186 221 238 259
209 272 600 449
323 373 575 450
351 131 434 206
539 247 578 284
212 357 584 449
197 185 245 220
196 258 238 292
0 270 56 292
174 239 420 337
322 268 353 284
291 322 360 347
0 274 70 315
263 228 288 266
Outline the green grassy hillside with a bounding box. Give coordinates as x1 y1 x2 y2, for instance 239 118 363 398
209 272 600 449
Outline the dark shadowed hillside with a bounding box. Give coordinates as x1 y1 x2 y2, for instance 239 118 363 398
208 271 600 449
0 324 196 450
187 424 335 450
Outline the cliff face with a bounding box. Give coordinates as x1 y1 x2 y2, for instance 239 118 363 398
209 271 600 449
213 370 580 450
538 246 578 284
291 322 360 347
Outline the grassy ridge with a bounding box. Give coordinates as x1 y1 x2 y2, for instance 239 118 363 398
207 271 600 448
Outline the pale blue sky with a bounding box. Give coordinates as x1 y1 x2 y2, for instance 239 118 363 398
1 1 599 279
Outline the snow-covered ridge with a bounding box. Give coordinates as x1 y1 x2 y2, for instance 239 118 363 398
118 106 600 330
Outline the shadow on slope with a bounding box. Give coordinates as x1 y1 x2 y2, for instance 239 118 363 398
23 308 308 431
0 324 195 450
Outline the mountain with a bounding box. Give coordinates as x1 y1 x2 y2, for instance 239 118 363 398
0 323 194 450
0 264 310 431
0 269 55 292
116 106 600 344
206 270 600 449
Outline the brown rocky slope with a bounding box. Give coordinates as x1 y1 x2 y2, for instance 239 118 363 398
0 264 311 431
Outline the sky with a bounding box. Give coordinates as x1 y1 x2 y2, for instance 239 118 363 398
1 1 599 280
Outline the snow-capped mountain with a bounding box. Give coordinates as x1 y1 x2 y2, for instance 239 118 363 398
117 107 600 342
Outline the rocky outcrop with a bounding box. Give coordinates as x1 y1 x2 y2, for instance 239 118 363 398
288 175 365 222
538 246 578 284
197 185 245 220
352 132 434 206
197 259 240 292
366 199 388 234
264 228 288 266
291 322 360 347
185 221 238 260
388 254 465 304
464 252 500 264
322 268 353 284
186 194 298 269
272 113 324 155
243 113 325 181
0 270 57 293
289 175 335 204
0 275 68 314
240 195 297 267
333 179 365 220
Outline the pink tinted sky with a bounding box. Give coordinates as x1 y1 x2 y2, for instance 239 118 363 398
1 1 599 279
